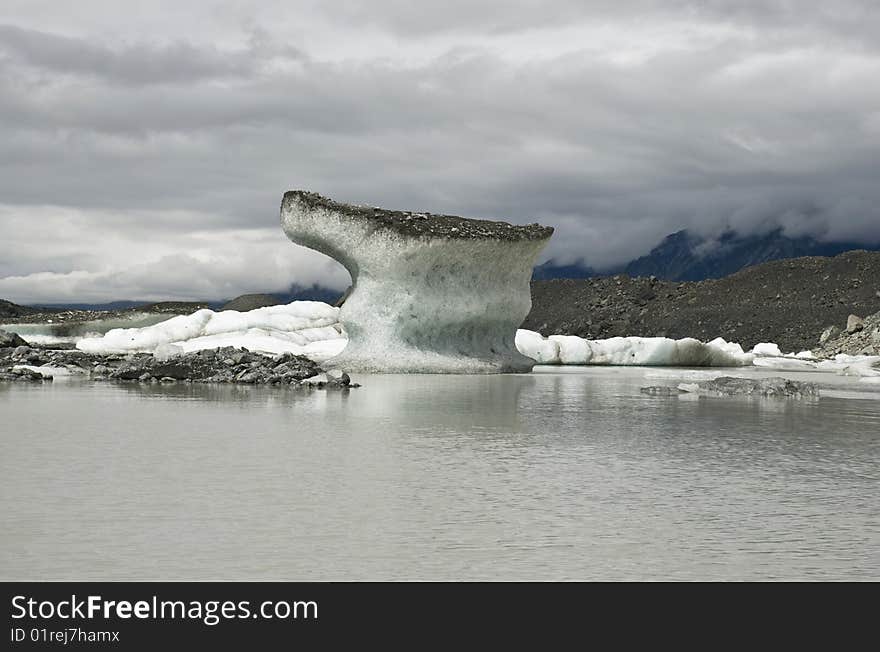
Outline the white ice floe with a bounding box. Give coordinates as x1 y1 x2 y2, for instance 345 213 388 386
516 330 754 367
77 302 344 360
752 342 783 357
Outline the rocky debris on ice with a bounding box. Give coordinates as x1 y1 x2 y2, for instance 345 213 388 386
0 329 28 348
0 343 356 388
674 376 820 398
815 310 880 358
281 190 553 373
0 344 108 380
283 190 554 242
104 348 353 387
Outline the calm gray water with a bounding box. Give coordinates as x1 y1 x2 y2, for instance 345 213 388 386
1 367 878 580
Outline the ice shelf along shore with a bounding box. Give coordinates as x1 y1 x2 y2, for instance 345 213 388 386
72 301 880 377
76 302 348 363
280 190 554 373
514 329 878 376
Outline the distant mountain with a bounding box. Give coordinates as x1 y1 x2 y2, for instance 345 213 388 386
534 228 880 281
0 299 45 318
623 229 880 281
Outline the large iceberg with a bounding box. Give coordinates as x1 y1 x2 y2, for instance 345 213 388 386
280 191 553 373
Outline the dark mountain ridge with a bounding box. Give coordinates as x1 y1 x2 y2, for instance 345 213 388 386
534 228 880 281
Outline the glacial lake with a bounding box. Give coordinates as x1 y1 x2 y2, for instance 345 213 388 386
1 366 878 581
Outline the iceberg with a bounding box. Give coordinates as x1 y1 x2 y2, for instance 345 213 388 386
280 191 553 373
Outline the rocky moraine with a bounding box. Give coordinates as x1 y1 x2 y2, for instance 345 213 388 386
0 334 355 389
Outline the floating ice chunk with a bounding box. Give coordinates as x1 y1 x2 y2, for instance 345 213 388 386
752 342 783 357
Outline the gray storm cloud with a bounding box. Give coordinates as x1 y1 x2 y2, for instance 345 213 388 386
0 1 878 302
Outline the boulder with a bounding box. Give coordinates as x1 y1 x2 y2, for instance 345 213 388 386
0 329 27 348
846 314 865 333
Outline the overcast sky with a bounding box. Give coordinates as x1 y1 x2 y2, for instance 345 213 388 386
2 1 879 303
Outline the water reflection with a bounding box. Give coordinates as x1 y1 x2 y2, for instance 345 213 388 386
1 368 877 580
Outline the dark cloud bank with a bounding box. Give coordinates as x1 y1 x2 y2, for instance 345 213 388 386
1 1 878 302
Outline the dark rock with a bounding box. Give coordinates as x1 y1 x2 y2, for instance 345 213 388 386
0 329 28 348
846 314 865 333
